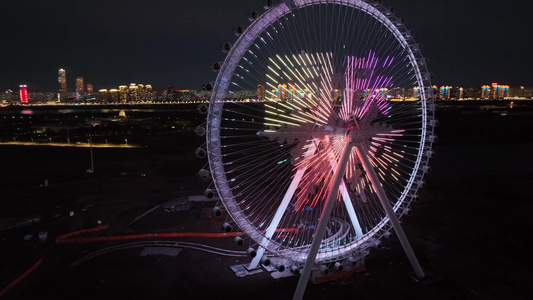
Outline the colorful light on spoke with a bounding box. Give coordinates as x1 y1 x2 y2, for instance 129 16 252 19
259 50 409 211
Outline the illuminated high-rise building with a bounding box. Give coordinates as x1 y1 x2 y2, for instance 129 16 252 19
75 77 84 99
502 85 509 98
98 89 109 102
362 89 370 99
493 84 509 98
144 85 153 101
118 85 128 103
257 84 265 100
99 83 153 103
86 83 94 94
165 86 174 101
138 84 145 101
376 88 388 98
491 83 500 99
482 83 510 99
481 85 491 99
76 77 84 93
109 89 119 102
136 84 153 101
137 84 154 101
278 83 287 100
128 83 139 102
19 85 29 103
440 86 451 99
58 68 67 101
412 87 421 99
287 83 297 101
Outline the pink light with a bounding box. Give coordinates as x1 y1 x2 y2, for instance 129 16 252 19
268 51 401 212
19 85 28 103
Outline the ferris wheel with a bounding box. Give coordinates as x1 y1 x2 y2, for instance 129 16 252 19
203 0 435 292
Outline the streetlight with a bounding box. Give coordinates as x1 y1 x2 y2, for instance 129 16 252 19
124 138 128 145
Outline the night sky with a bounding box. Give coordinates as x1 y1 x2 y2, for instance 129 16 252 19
1 0 532 92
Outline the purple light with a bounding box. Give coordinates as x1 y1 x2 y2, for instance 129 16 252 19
341 50 395 120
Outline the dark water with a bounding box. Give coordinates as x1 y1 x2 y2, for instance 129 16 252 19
0 104 204 145
1 101 532 299
1 100 531 196
1 101 532 178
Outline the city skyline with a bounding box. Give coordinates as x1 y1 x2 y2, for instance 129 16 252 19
1 2 533 299
1 0 532 91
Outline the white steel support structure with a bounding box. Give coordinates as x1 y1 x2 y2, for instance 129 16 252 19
328 158 364 239
293 140 353 300
353 142 425 279
249 142 317 269
293 138 425 300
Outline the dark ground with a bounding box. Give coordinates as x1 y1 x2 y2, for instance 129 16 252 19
1 102 532 299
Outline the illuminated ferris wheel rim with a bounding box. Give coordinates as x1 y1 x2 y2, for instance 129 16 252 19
209 0 430 104
206 0 434 263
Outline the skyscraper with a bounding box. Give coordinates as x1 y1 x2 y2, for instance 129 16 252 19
257 84 265 100
86 83 94 94
440 86 451 99
490 83 509 99
128 83 139 102
481 85 491 99
144 85 153 101
75 77 84 100
118 85 128 103
76 77 84 93
412 87 421 99
19 85 29 103
58 68 67 101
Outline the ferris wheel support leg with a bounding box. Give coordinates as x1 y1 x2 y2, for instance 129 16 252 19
353 143 426 280
339 181 363 238
293 141 353 300
249 248 265 270
328 158 363 238
249 142 318 269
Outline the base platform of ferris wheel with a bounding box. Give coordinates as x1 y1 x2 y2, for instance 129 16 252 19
230 258 367 284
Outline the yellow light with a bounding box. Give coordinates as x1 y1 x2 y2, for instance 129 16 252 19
268 66 280 76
